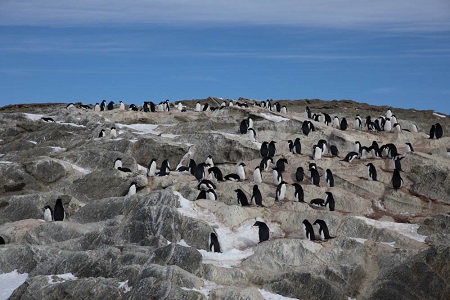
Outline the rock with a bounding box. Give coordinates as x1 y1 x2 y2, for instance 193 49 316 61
24 157 69 183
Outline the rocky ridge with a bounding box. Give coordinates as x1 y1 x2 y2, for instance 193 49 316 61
0 98 449 300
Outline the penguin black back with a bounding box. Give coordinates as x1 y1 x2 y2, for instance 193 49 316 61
54 198 65 221
292 183 304 202
295 167 304 182
252 185 265 207
209 232 221 253
253 221 270 243
235 189 250 206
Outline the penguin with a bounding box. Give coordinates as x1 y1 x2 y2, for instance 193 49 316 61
310 198 325 207
309 162 317 171
209 232 221 252
195 102 202 112
110 126 117 138
276 158 288 172
310 168 320 186
94 103 100 111
341 152 359 163
312 145 322 160
340 118 348 131
248 117 254 129
325 169 334 187
324 192 335 211
118 167 132 173
392 168 403 190
196 190 207 200
391 154 404 171
114 158 123 170
391 115 398 125
253 166 263 183
158 159 170 176
435 123 443 139
329 145 339 157
206 189 218 201
205 155 214 167
53 199 65 221
272 167 283 186
107 101 115 110
354 141 362 154
119 101 125 110
260 157 273 172
253 221 270 243
239 119 249 134
359 146 371 160
293 138 302 154
208 167 224 182
405 142 414 153
393 123 402 133
281 106 287 114
354 115 362 130
384 118 392 132
43 205 53 222
295 167 304 182
235 189 250 206
410 124 418 133
260 141 269 157
292 183 304 202
80 104 90 110
198 179 216 191
268 141 277 158
318 139 327 155
147 158 157 177
98 129 106 138
194 163 209 180
129 104 138 111
313 219 332 240
0 236 5 244
275 181 288 201
305 106 312 119
100 100 107 111
41 117 55 122
237 162 246 181
302 220 316 241
248 128 257 142
188 159 197 175
332 116 340 128
429 124 436 139
126 182 137 196
66 103 76 109
366 163 377 181
224 173 241 181
385 109 393 118
251 185 265 207
302 121 311 136
288 140 294 153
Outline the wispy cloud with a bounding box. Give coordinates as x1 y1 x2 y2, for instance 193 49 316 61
1 0 449 32
370 87 398 94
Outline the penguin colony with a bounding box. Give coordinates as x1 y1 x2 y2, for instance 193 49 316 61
22 99 444 251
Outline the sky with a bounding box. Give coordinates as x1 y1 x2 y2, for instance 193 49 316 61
0 0 450 113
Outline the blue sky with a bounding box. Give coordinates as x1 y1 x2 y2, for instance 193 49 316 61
1 0 450 113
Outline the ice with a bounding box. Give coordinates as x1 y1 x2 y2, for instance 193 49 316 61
47 273 77 284
258 288 300 300
0 270 28 300
259 113 290 122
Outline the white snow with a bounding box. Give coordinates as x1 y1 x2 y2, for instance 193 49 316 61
349 237 396 248
354 216 427 242
0 161 13 164
47 273 77 284
23 113 44 121
116 123 178 138
181 280 224 297
259 113 290 123
27 140 37 144
198 248 255 268
0 270 28 300
67 163 91 174
56 121 85 127
258 289 299 300
433 112 447 118
50 146 66 152
118 280 131 293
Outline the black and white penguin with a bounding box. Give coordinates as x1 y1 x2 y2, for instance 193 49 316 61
196 190 207 200
224 173 241 181
43 205 53 222
119 100 125 110
275 181 288 201
194 163 209 181
354 141 362 154
391 154 404 171
392 168 403 190
54 199 65 221
239 119 249 134
251 185 265 207
205 155 214 167
312 145 322 160
206 189 218 201
272 167 283 186
253 166 263 183
405 142 414 153
41 117 55 122
292 183 304 202
340 118 348 131
302 220 316 241
0 236 5 244
302 121 311 136
310 198 325 207
107 101 115 110
332 116 340 128
329 145 339 157
114 158 123 170
260 157 273 172
208 167 224 182
235 189 250 206
393 123 402 133
237 162 246 181
276 158 288 172
324 192 335 211
253 221 270 243
310 168 320 186
366 163 377 181
94 103 100 111
202 103 209 112
325 169 334 188
313 219 332 240
126 182 137 196
248 128 257 142
66 103 76 109
98 129 106 138
248 117 254 129
429 124 436 139
341 152 359 163
309 162 317 171
268 141 277 158
385 109 393 118
410 124 418 133
198 179 216 191
110 126 117 138
100 100 107 111
195 101 202 112
293 138 302 154
318 139 327 155
295 167 304 182
158 159 170 176
288 140 294 153
260 141 269 157
435 123 443 139
281 105 287 114
118 166 132 173
354 115 362 130
147 158 157 177
129 104 138 111
384 118 392 132
209 232 221 252
305 106 312 119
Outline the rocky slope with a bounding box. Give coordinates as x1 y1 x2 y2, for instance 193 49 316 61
0 99 449 300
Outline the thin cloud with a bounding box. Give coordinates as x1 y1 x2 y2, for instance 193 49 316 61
1 0 449 32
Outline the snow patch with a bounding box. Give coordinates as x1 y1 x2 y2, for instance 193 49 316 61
57 121 86 127
0 270 28 300
199 248 255 268
433 112 447 118
47 273 77 284
116 123 178 138
27 140 37 144
0 161 13 164
51 146 66 152
67 163 91 174
259 113 290 123
23 113 44 121
354 216 427 242
118 280 131 293
258 288 299 300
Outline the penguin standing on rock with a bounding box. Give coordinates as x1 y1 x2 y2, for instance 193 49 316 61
260 157 273 172
253 221 270 243
54 199 65 221
235 189 250 206
325 169 334 187
295 167 304 182
43 205 53 222
275 181 288 201
313 219 333 240
209 232 221 252
260 142 269 157
253 166 262 183
147 159 157 177
366 163 377 181
392 169 403 190
292 183 304 202
251 185 265 207
268 141 277 158
302 220 315 241
237 163 246 181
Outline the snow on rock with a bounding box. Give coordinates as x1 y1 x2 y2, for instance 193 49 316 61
258 113 290 123
0 270 28 300
258 288 300 300
47 273 77 284
116 123 178 138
